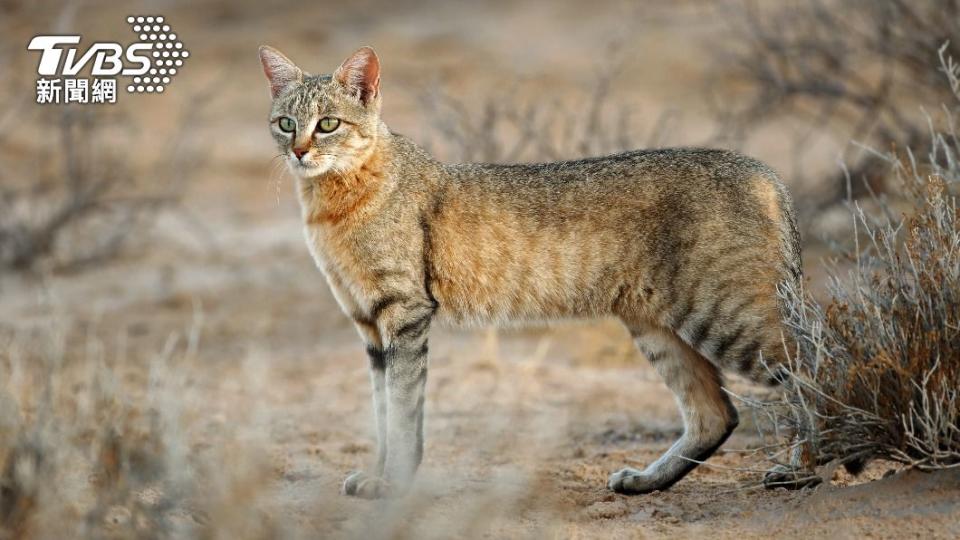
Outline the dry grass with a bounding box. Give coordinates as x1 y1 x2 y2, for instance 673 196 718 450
747 46 960 476
0 313 283 538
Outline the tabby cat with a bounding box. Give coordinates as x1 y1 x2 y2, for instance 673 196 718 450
259 45 803 499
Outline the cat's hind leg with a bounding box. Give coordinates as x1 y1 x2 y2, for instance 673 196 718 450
608 323 739 494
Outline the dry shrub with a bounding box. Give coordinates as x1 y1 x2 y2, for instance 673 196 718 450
749 46 960 475
0 4 210 274
417 41 676 164
715 0 960 208
0 104 211 273
0 110 159 271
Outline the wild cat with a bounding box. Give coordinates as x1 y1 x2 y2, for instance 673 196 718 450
258 45 803 499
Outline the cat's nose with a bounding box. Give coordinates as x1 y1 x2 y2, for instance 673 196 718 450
292 146 309 160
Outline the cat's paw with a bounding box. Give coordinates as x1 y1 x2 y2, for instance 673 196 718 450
341 471 390 499
607 467 660 495
763 464 822 490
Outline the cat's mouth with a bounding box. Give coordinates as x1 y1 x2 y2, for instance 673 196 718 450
289 154 336 178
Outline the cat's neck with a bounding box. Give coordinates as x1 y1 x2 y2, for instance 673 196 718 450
294 123 453 227
296 122 395 227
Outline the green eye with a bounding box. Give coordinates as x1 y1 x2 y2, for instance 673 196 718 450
317 117 340 133
278 116 296 133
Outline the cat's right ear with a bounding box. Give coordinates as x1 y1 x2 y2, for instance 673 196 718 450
334 46 380 106
259 46 302 99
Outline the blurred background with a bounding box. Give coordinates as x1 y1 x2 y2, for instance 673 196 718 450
1 0 957 537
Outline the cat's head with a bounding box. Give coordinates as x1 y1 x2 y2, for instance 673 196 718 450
259 46 382 178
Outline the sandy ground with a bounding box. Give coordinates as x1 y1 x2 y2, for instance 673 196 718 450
2 0 959 537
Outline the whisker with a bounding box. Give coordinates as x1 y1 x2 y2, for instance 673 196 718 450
268 154 289 205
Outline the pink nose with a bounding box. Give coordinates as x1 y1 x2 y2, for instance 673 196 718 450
293 146 309 160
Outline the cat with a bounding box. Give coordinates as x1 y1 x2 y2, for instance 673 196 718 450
259 45 804 499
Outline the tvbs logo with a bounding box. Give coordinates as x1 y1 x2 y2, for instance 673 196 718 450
28 16 189 104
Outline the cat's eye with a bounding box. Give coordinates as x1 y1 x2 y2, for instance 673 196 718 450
277 116 296 133
317 117 340 133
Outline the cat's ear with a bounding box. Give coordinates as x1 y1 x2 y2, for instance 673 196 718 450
333 46 380 106
259 46 302 99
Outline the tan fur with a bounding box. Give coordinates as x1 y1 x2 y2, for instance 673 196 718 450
302 150 385 226
754 176 782 227
260 46 803 498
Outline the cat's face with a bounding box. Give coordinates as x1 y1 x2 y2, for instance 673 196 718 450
259 46 381 178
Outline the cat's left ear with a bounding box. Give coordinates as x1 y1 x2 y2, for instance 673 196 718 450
259 45 302 99
334 46 380 106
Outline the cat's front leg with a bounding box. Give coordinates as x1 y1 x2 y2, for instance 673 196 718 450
341 317 389 499
341 344 390 499
342 299 434 499
381 301 433 496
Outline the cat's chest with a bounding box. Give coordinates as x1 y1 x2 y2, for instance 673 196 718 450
295 179 389 280
302 224 336 272
300 224 366 314
301 224 367 286
301 222 404 315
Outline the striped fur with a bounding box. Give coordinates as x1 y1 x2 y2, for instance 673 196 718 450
260 46 802 498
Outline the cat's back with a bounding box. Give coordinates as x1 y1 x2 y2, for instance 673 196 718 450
431 147 789 229
441 147 781 199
